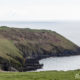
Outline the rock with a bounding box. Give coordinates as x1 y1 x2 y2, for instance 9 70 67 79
23 58 43 71
9 67 18 72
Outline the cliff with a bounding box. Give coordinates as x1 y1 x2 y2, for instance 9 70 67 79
0 26 79 71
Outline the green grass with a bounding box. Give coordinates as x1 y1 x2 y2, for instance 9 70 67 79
0 38 23 67
0 70 79 80
0 39 22 59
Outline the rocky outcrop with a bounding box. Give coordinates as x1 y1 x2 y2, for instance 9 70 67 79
22 58 43 71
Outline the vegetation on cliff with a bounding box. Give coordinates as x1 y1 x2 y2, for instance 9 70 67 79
0 26 79 71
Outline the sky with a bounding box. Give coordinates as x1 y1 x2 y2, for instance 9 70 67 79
0 0 80 21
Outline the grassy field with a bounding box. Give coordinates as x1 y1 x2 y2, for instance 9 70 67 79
0 70 80 80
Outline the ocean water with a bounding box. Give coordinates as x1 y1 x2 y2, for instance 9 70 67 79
37 55 80 71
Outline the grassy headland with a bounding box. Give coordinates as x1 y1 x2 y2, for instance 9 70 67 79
0 26 79 71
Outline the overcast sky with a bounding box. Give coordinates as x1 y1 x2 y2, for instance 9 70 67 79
0 0 80 21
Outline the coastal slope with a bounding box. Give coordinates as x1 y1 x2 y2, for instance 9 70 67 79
0 26 79 71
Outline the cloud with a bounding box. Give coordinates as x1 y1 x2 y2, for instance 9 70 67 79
0 0 80 21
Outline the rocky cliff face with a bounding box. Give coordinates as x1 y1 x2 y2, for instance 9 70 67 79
0 26 79 71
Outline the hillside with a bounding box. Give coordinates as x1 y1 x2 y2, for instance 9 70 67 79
0 26 79 71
